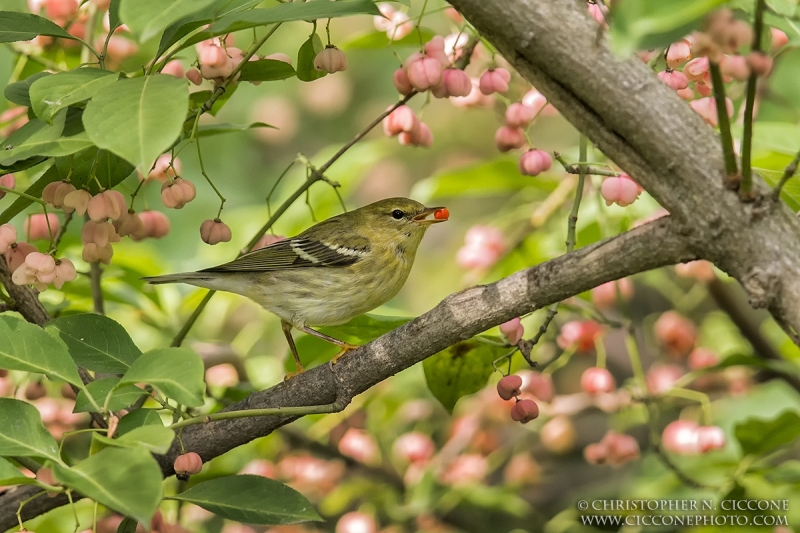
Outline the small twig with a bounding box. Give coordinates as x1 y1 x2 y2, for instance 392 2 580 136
708 62 739 184
48 211 73 254
553 152 620 177
739 0 766 200
771 147 800 200
169 399 348 430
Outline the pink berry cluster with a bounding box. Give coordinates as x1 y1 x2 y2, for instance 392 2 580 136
494 89 553 177
600 173 643 207
1 224 76 291
455 225 506 271
496 375 540 424
662 420 726 455
382 105 432 148
584 430 640 466
557 320 604 352
195 35 260 84
591 278 634 310
373 3 413 41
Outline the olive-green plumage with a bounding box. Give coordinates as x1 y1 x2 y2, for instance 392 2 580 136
144 198 446 369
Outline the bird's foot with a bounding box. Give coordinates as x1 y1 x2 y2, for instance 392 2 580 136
329 343 359 367
283 363 306 381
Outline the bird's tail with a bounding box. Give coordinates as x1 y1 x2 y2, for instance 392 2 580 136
142 272 215 285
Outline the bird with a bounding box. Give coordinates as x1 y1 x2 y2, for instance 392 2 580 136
143 197 449 374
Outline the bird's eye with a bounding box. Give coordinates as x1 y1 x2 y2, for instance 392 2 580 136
391 209 405 220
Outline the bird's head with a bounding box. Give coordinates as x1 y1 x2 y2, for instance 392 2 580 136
355 197 448 249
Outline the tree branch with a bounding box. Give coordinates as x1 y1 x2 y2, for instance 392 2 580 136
0 217 693 529
0 258 49 326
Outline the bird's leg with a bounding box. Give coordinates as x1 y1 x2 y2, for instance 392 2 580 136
281 320 305 377
298 325 360 365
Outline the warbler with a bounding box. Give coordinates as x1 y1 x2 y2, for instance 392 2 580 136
144 197 448 373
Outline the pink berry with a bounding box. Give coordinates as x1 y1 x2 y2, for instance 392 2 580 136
675 260 716 281
51 182 76 212
393 432 435 464
24 213 59 241
499 318 524 345
113 210 144 238
580 367 616 394
441 68 472 97
186 68 202 85
52 258 76 290
383 105 418 137
456 225 506 270
199 219 232 245
135 210 170 240
423 36 450 67
540 416 575 453
591 278 633 310
696 425 726 452
646 364 685 395
495 126 526 152
518 149 552 176
392 68 414 95
5 241 37 272
662 420 700 455
0 224 18 254
385 11 413 41
510 399 539 424
584 442 608 465
604 431 641 466
657 70 689 90
87 190 127 222
81 220 121 248
688 348 720 370
81 243 114 264
161 178 196 209
336 512 377 533
666 40 692 69
0 173 16 200
174 452 203 476
683 57 709 82
398 121 432 148
720 54 751 81
405 56 443 91
601 175 642 207
771 27 789 50
587 2 607 26
161 60 184 78
496 374 523 401
314 46 348 74
45 0 78 20
746 52 773 76
521 371 555 402
440 454 488 486
505 102 537 128
654 311 697 356
337 428 378 464
557 320 603 352
62 189 92 216
253 233 286 250
478 68 510 95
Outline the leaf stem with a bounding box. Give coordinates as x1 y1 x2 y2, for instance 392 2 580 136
708 61 739 182
170 401 346 430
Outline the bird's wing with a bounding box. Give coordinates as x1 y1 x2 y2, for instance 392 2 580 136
200 235 371 273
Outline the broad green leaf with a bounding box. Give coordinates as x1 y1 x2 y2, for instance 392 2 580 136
0 156 48 177
196 122 275 137
0 315 83 387
765 460 800 484
46 314 142 373
0 111 93 166
343 28 437 49
0 398 61 461
29 69 118 123
609 0 728 55
4 72 50 106
182 0 381 48
0 11 77 42
168 475 321 524
0 456 38 486
735 411 800 456
120 0 216 41
412 157 557 201
83 75 189 171
117 408 164 437
320 314 410 344
423 339 505 414
74 378 147 413
0 163 58 224
238 59 296 82
108 0 121 29
119 347 205 407
116 517 138 533
296 33 325 83
54 146 136 193
52 446 162 524
94 425 175 454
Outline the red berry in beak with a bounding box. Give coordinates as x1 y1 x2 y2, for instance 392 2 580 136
434 208 449 220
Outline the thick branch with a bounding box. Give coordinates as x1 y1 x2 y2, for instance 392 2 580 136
0 258 49 326
447 0 800 339
0 217 693 529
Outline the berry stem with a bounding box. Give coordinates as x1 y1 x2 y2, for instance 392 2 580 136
624 327 646 388
47 211 73 255
740 0 766 200
594 333 608 369
708 62 739 182
665 388 713 425
191 113 227 219
771 146 800 200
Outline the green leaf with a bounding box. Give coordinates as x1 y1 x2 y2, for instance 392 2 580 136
182 0 381 48
0 163 59 224
46 314 142 373
108 0 122 29
29 69 118 123
52 446 163 524
119 347 205 407
187 84 238 116
120 0 216 42
117 408 164 437
609 0 728 55
82 74 189 171
423 339 504 414
238 59 296 82
0 11 77 42
116 517 138 533
196 122 275 137
412 157 556 201
0 315 83 387
4 72 51 106
343 28 437 49
765 460 800 484
0 398 61 461
0 156 48 177
735 411 800 456
94 425 175 454
0 456 38 486
296 33 325 83
320 314 410 344
74 378 147 413
168 475 321 524
0 111 93 166
53 146 136 193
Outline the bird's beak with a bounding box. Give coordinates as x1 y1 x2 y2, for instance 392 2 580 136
413 206 448 225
